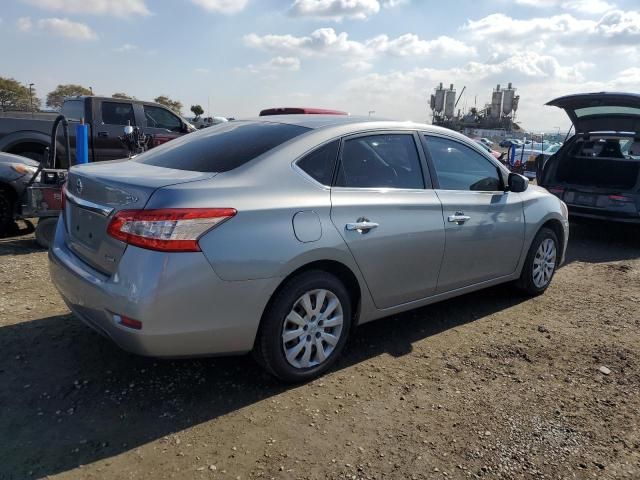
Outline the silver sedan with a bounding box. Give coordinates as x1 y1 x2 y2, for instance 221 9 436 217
49 116 569 382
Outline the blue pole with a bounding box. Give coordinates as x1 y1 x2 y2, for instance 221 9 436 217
75 123 89 165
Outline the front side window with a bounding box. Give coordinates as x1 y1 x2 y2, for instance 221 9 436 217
297 140 339 186
144 105 182 132
102 102 135 126
335 134 425 189
425 136 502 191
135 121 310 172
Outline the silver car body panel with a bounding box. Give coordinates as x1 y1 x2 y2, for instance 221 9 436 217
50 116 569 358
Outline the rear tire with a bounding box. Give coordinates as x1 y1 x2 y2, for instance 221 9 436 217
254 270 352 383
35 217 58 249
0 188 16 234
516 227 559 296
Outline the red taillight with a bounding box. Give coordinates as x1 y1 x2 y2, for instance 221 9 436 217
61 182 67 210
608 195 633 203
107 208 236 252
116 314 142 330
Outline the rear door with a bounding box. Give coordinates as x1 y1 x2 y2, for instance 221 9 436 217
93 101 136 161
422 134 524 293
330 131 445 309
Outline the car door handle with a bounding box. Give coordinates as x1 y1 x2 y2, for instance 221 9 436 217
346 220 379 233
97 131 109 137
448 213 471 224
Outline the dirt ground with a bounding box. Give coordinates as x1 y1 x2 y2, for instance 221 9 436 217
1 219 639 480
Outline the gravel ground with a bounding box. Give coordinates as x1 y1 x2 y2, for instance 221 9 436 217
0 219 639 480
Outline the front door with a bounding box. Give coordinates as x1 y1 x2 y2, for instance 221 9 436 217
422 134 525 293
330 132 445 309
93 101 137 161
141 104 184 146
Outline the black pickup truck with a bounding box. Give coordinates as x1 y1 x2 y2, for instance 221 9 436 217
0 96 195 168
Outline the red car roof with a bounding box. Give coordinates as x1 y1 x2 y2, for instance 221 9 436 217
259 107 348 116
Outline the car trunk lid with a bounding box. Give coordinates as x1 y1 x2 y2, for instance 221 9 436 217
64 160 215 275
546 92 640 133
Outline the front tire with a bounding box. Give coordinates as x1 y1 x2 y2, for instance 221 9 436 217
516 227 559 296
254 271 352 383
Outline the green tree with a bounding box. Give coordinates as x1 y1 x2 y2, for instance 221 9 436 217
154 95 183 114
112 92 133 99
190 104 204 120
46 84 92 109
0 77 41 111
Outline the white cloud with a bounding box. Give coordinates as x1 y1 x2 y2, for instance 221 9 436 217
17 17 33 31
464 10 640 49
343 59 373 71
289 0 380 21
194 67 210 73
614 67 640 86
515 0 615 14
243 56 302 74
366 34 476 57
23 0 150 17
37 17 97 40
190 0 248 14
245 28 475 62
18 16 97 40
115 43 137 52
288 0 408 21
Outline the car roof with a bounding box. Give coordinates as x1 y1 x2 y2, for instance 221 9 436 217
241 114 462 136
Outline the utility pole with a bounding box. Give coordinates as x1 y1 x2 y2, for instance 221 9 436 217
28 83 34 112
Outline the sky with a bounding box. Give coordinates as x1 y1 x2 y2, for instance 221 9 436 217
1 0 639 132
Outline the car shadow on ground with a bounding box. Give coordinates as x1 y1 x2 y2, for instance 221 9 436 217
0 283 524 479
1 220 638 478
0 220 41 256
562 219 640 265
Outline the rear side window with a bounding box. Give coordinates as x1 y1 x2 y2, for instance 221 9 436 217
61 100 84 121
135 121 310 172
297 140 339 186
102 102 135 126
335 134 425 189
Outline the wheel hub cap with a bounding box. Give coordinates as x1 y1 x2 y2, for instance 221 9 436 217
532 238 557 288
281 289 344 369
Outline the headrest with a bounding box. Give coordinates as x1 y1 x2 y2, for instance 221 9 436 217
629 141 640 156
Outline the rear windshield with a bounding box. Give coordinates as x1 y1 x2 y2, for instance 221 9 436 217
134 121 310 172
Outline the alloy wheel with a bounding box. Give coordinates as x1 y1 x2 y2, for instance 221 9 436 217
532 238 556 288
281 289 344 369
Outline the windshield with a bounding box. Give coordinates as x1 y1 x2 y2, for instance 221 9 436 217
134 121 310 172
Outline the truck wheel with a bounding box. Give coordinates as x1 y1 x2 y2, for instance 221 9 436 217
35 217 58 249
0 188 15 234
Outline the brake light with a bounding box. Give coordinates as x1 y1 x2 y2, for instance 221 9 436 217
115 314 143 330
61 182 67 210
608 195 633 203
107 208 236 252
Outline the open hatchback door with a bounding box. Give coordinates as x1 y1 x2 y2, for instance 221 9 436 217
546 92 640 134
540 92 640 224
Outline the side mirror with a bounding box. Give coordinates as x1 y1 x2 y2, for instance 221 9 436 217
508 172 528 193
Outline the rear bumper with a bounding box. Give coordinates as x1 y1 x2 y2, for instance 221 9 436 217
48 217 280 357
568 205 640 224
